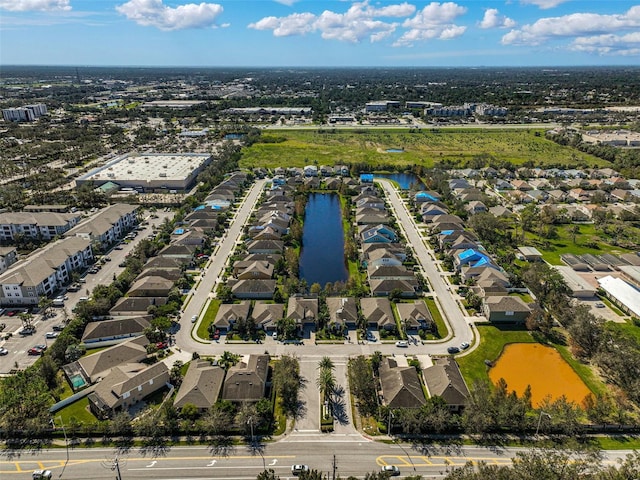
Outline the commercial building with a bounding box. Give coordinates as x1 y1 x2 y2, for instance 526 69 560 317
76 152 212 192
0 237 93 306
0 211 81 241
64 204 138 249
598 275 640 317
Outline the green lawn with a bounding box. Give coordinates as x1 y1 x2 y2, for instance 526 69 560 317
457 324 535 385
525 224 632 265
239 129 605 169
57 398 100 425
196 299 221 340
424 297 449 340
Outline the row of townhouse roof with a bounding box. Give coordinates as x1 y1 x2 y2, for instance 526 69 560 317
449 166 624 181
355 185 423 298
64 331 270 417
73 173 251 418
414 187 534 323
211 295 433 334
379 356 470 413
0 204 140 307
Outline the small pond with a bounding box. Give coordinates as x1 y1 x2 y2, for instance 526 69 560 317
374 172 425 190
299 193 348 287
489 343 591 407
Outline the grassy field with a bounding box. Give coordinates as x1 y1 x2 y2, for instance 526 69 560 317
525 224 632 265
196 299 221 339
425 297 449 340
239 129 606 169
457 324 535 385
57 397 99 425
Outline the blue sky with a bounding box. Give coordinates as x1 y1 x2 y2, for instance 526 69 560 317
1 0 639 66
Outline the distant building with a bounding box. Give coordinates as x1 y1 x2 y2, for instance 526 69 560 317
77 152 212 192
2 104 47 122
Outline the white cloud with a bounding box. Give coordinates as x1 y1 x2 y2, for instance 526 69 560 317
274 0 297 6
0 0 70 11
116 0 223 31
520 0 569 9
249 1 414 43
571 32 640 56
394 2 467 46
502 6 640 46
479 8 516 29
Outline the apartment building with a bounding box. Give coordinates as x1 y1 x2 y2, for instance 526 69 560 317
0 247 18 275
0 212 81 242
0 237 93 306
64 204 139 248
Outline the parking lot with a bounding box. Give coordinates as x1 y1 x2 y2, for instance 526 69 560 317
0 209 171 375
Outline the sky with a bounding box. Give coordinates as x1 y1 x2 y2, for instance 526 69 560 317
0 0 639 67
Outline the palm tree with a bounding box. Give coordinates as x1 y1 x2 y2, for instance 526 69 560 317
316 368 336 404
317 356 334 372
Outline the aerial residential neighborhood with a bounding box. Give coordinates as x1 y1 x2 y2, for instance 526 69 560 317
0 65 639 479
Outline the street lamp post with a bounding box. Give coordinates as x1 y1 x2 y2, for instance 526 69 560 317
51 416 69 478
387 411 394 437
536 411 552 436
247 417 255 447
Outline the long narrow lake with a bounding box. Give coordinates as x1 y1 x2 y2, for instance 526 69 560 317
374 173 425 190
299 193 348 287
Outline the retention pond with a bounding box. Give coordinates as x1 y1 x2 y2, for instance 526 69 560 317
489 343 591 407
299 192 348 288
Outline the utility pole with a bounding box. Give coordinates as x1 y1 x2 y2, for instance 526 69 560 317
332 454 337 480
113 457 122 480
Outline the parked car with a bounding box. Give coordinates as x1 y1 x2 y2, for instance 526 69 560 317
191 315 198 323
20 327 36 335
52 324 65 332
447 346 460 354
595 302 605 308
45 332 59 339
104 256 112 262
28 345 47 355
0 347 8 355
381 465 400 476
395 340 408 348
460 342 470 350
156 341 168 349
291 465 309 476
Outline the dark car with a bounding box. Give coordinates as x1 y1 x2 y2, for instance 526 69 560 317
52 324 65 332
447 346 460 354
20 327 36 335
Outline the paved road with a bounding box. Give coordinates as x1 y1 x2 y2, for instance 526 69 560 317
1 442 633 479
170 178 473 360
175 179 268 352
376 179 474 350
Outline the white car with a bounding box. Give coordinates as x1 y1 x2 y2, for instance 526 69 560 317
191 315 198 323
460 342 470 350
0 347 8 355
381 465 400 476
395 340 408 348
45 332 59 339
291 464 309 475
32 470 52 480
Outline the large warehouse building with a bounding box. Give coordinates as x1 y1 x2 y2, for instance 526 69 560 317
76 152 212 192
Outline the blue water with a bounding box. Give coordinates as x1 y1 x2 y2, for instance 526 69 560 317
374 173 425 190
173 228 185 235
299 193 348 287
70 374 86 389
386 148 404 153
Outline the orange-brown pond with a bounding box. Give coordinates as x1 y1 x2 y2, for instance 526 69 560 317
489 343 591 407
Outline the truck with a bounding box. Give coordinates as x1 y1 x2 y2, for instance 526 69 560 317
52 298 65 307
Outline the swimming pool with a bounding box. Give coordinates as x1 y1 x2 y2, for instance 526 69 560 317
173 228 185 235
70 374 86 389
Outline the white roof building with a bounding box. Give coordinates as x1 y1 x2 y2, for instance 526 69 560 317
597 275 640 317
